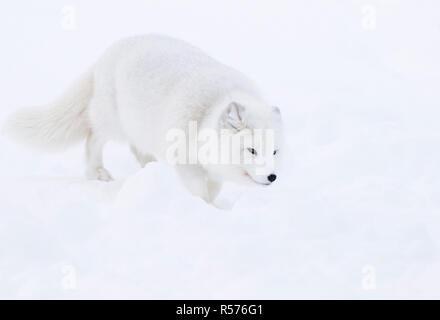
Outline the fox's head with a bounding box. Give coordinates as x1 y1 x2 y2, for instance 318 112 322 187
204 100 284 186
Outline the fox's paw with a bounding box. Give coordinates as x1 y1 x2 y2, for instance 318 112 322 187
86 167 114 182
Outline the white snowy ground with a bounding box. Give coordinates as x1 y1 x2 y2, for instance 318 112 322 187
1 1 440 299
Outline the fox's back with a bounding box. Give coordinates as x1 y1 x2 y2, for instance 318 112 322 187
110 34 255 103
92 35 258 154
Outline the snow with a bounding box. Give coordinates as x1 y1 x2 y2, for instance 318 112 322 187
1 0 440 299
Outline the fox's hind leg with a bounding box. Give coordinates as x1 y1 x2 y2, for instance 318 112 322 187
85 131 113 181
130 146 156 168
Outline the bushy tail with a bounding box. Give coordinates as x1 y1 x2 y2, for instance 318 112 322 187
2 69 94 151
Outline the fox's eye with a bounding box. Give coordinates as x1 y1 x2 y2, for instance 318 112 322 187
248 148 257 156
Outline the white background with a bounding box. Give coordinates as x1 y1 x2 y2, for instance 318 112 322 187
0 0 440 299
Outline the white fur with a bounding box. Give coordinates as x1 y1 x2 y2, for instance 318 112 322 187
3 35 283 204
3 69 93 151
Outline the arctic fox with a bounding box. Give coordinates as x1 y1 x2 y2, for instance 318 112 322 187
3 35 283 204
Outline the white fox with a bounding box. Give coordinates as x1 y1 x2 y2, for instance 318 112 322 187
3 35 283 204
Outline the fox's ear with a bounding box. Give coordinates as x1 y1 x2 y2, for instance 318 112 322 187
272 106 282 121
222 102 246 131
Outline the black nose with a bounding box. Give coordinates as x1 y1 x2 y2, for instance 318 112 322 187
268 174 277 183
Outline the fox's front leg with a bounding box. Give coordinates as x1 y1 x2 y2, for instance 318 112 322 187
207 179 223 203
130 145 157 168
175 165 222 204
